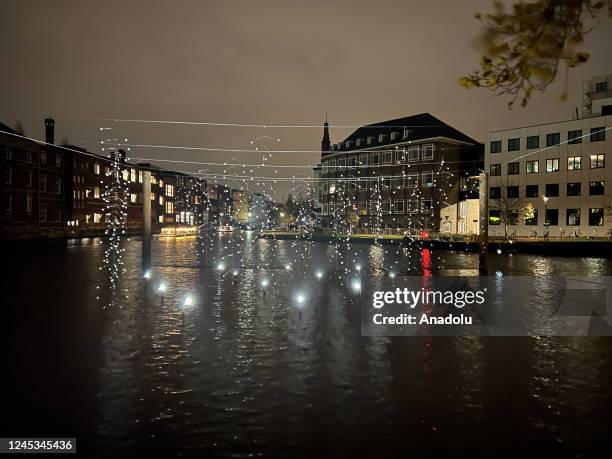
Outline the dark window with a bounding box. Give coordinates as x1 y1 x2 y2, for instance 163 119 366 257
590 127 606 142
546 133 560 147
526 136 539 149
545 209 558 226
508 210 519 225
595 81 608 92
526 185 539 198
490 164 501 176
567 209 580 226
589 208 604 226
490 187 501 199
507 186 519 198
568 129 582 144
490 140 502 153
508 138 520 151
489 210 501 225
589 181 604 195
545 183 559 197
524 209 538 225
508 162 519 175
603 105 612 116
567 182 581 196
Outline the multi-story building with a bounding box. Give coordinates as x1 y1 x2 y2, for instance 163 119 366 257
0 119 65 239
486 74 612 238
317 113 480 234
1 116 275 239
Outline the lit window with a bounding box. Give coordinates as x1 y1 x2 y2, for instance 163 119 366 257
590 154 604 169
94 163 101 175
589 208 604 226
567 156 581 170
546 158 559 172
526 160 539 174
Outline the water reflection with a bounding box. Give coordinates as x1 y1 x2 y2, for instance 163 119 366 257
3 236 612 457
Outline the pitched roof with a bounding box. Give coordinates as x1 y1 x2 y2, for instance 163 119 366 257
0 121 17 134
338 113 477 149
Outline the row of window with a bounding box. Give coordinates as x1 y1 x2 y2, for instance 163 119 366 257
332 128 419 151
490 181 605 199
322 172 434 194
3 193 61 221
490 154 605 175
4 147 62 168
491 127 607 153
321 198 433 215
322 144 435 172
489 208 605 226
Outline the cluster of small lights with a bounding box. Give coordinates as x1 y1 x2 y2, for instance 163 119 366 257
96 129 130 305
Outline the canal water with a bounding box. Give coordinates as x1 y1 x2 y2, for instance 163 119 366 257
3 234 612 457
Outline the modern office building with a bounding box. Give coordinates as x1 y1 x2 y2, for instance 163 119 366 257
486 74 612 238
317 113 480 234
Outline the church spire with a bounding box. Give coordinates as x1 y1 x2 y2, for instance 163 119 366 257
321 112 330 156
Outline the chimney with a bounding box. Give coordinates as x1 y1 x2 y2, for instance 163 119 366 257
44 117 55 144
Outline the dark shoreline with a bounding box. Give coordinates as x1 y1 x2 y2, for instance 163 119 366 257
258 232 612 257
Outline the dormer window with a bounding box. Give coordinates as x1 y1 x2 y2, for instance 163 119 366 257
356 138 363 147
378 134 387 143
345 140 353 148
367 136 375 145
390 132 399 141
403 128 411 139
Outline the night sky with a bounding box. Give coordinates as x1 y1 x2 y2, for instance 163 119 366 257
1 0 611 199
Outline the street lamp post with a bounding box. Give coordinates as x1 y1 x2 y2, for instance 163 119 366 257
542 195 549 239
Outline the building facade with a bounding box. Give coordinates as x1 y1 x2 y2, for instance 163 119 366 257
486 74 612 238
1 117 275 239
317 113 480 234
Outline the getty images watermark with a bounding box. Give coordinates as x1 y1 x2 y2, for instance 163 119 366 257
360 277 612 336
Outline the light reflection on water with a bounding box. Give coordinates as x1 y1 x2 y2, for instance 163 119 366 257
4 235 612 457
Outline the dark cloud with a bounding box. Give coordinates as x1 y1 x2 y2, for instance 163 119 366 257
1 0 611 199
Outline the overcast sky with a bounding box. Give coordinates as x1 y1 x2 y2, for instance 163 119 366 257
1 0 611 199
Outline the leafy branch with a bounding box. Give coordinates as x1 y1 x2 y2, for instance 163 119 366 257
459 0 611 108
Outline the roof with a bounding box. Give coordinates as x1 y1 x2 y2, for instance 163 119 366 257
0 122 17 134
337 113 478 151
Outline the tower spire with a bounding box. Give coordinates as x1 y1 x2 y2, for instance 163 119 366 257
321 112 330 156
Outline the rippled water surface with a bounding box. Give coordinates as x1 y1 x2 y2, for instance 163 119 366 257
4 235 612 457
